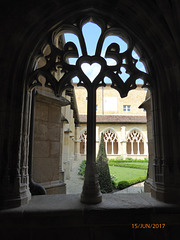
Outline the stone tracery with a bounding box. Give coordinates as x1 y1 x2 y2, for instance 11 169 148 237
103 129 118 155
28 16 152 97
126 130 145 155
27 15 152 204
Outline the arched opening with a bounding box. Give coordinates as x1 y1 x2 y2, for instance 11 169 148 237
1 2 180 239
103 129 119 155
26 16 153 202
126 129 146 156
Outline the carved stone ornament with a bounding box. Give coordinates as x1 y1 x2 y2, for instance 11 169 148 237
27 16 152 97
27 15 152 204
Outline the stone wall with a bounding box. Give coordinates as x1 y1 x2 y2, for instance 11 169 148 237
33 90 69 194
74 84 147 116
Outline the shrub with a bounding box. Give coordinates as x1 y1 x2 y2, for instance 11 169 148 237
111 174 118 188
78 160 86 177
108 161 148 170
125 157 133 161
96 133 113 193
115 156 124 161
117 175 147 190
108 159 148 164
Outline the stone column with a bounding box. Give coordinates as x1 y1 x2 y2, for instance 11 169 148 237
74 125 81 162
121 126 127 159
69 132 74 171
139 90 153 192
63 124 71 180
96 126 99 157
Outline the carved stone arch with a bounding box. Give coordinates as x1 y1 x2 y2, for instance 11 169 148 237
2 1 180 208
6 7 154 206
101 128 119 155
126 127 147 143
126 128 145 155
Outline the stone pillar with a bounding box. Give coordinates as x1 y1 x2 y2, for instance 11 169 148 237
69 133 74 171
74 125 81 162
96 126 99 157
63 124 71 180
0 91 32 208
121 126 127 159
150 87 180 203
139 90 153 192
33 90 69 194
144 141 149 156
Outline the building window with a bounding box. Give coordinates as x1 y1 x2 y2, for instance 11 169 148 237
123 105 131 112
103 130 118 155
126 130 144 155
80 131 87 154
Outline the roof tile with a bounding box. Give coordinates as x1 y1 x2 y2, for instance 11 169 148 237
79 114 147 123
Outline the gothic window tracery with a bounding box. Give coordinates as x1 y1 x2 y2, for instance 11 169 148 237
126 130 144 155
103 130 118 155
28 16 152 96
27 14 152 203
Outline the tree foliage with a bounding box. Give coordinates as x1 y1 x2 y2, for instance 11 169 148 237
96 133 113 193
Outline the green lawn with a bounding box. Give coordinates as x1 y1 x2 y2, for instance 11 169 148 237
109 166 147 182
78 159 148 190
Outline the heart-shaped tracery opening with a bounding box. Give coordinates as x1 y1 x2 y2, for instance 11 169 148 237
81 62 101 82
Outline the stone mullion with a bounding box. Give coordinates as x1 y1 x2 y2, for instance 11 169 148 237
131 141 133 155
111 140 114 155
137 141 140 155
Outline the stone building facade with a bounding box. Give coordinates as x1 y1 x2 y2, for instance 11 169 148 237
75 84 148 160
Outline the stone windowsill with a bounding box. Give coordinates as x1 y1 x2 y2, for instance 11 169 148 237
1 193 180 228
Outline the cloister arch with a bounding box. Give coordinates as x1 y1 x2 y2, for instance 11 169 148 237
1 0 180 209
101 128 119 155
126 129 145 155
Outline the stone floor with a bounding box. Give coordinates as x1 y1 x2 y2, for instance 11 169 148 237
65 159 145 194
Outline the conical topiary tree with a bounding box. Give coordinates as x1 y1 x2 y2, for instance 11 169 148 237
96 133 113 193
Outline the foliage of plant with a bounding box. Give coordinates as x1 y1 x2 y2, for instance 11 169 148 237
78 157 148 191
111 174 118 188
108 161 148 170
108 159 148 163
96 133 113 193
78 160 86 177
117 175 147 190
125 157 134 161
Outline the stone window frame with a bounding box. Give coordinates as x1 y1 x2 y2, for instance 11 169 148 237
102 129 119 155
126 129 145 155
